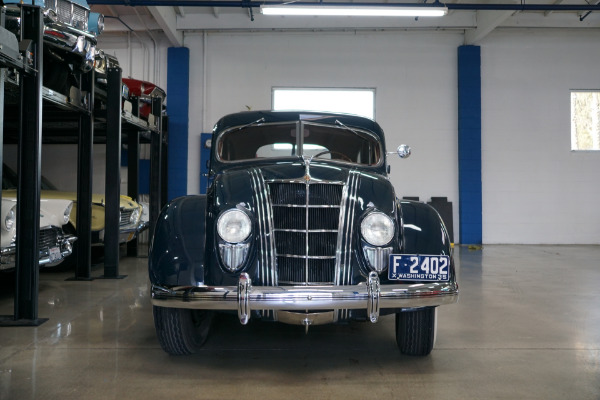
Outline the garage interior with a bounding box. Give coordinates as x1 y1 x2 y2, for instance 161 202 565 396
1 1 600 399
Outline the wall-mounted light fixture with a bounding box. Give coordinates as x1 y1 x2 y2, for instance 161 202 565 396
260 4 449 17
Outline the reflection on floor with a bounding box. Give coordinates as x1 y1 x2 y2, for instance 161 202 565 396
0 245 599 399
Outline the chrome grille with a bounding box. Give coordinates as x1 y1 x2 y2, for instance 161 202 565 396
120 209 134 226
268 182 343 285
55 0 88 30
39 227 60 250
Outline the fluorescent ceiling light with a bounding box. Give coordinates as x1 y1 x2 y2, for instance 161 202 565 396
260 4 448 17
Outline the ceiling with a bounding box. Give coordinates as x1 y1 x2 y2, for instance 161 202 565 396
88 0 600 47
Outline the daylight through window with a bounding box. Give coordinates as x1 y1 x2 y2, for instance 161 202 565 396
272 88 375 119
571 91 600 151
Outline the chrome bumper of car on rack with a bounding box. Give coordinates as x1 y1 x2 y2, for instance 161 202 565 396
0 245 17 271
118 220 150 235
4 8 97 71
0 234 76 270
40 234 77 266
151 272 459 325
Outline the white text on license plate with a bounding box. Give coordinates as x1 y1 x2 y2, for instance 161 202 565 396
388 254 450 281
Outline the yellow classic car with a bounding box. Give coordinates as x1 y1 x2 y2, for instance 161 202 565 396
3 164 149 246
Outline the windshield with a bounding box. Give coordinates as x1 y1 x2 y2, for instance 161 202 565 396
217 121 382 166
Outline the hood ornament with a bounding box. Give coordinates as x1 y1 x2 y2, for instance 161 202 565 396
301 154 313 183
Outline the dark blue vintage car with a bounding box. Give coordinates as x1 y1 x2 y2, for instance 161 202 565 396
150 111 458 356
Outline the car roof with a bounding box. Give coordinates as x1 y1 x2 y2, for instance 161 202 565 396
213 110 386 142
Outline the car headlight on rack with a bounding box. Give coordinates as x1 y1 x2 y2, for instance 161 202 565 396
129 208 140 224
88 12 104 35
63 202 73 225
361 211 394 246
4 206 16 232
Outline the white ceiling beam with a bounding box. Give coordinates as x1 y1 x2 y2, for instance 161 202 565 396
464 10 515 44
176 6 186 17
147 6 183 46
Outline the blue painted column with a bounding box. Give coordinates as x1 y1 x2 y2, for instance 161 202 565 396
167 47 190 200
458 45 482 244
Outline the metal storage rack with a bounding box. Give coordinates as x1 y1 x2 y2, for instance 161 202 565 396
0 5 167 324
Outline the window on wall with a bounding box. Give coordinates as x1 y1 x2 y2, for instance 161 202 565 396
571 91 600 151
272 88 375 119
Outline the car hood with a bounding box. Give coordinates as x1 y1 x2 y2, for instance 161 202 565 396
3 188 141 210
4 190 142 209
1 196 72 230
212 161 397 216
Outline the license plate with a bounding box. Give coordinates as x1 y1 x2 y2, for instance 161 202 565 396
49 247 61 262
388 254 450 282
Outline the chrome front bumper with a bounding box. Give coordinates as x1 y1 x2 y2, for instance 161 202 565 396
4 7 97 71
98 221 150 244
152 272 459 325
0 234 76 270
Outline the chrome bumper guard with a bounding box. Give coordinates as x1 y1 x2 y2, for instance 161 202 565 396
152 272 459 325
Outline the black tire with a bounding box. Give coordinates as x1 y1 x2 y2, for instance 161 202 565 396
395 307 437 356
153 306 213 355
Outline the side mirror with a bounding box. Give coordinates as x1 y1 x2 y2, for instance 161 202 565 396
388 144 411 159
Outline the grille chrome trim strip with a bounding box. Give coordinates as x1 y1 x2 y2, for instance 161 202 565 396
250 169 277 286
278 254 337 260
272 204 340 208
273 229 338 233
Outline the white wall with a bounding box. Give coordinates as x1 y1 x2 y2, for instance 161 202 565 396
481 29 600 244
186 30 463 240
36 27 600 244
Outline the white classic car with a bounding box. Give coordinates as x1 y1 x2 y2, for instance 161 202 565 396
0 197 77 271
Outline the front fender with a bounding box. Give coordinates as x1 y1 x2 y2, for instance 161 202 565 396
149 195 207 287
400 200 452 256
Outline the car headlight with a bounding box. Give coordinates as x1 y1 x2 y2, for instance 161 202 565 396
88 12 104 35
129 208 140 224
140 202 149 222
4 206 16 232
361 212 394 246
217 209 251 243
63 202 73 225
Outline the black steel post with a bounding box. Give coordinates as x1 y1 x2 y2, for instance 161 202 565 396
126 129 139 257
13 5 45 324
71 69 95 281
101 67 125 279
160 117 168 208
149 98 163 243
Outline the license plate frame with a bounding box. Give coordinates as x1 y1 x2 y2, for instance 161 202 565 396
49 247 61 262
388 254 450 282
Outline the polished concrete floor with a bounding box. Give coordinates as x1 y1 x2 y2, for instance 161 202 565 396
0 245 599 399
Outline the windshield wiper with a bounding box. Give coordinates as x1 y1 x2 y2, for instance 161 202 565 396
231 117 265 132
335 119 361 136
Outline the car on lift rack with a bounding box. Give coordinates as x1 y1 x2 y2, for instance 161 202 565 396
0 197 76 272
3 0 104 95
2 164 149 250
122 77 166 128
150 110 459 356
